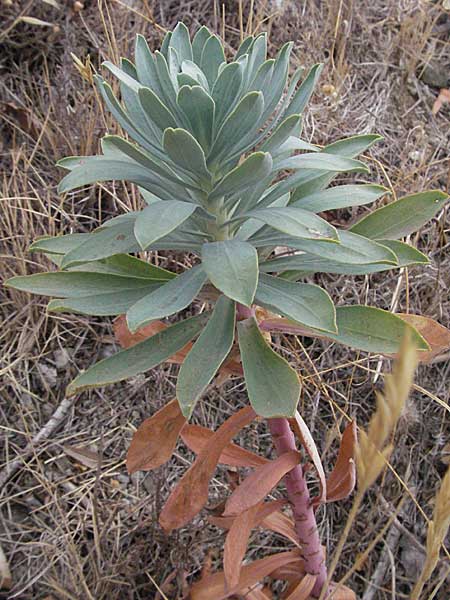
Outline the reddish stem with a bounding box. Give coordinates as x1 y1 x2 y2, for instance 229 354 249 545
268 417 328 598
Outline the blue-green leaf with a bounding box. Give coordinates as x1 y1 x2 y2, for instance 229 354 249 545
134 201 197 250
177 295 235 417
66 313 209 395
126 265 207 331
255 274 337 333
350 190 449 240
238 317 300 417
202 240 258 306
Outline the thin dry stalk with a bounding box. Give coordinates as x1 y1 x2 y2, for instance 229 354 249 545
410 466 450 599
320 334 418 599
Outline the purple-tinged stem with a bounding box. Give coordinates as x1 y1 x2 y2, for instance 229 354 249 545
268 417 328 598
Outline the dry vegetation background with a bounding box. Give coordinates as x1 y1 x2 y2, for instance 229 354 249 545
1 0 449 598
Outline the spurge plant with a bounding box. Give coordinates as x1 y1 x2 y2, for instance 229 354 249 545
7 23 449 599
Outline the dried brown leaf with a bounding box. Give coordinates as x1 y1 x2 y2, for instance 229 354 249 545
159 406 256 532
180 424 268 467
261 510 300 547
269 561 305 583
126 399 185 473
432 88 450 115
398 314 450 362
242 585 273 599
314 420 357 507
224 450 300 516
114 315 192 362
208 499 286 530
224 503 261 589
284 574 316 599
190 550 303 600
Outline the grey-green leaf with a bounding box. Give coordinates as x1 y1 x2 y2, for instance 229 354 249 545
262 239 427 275
200 34 225 86
283 63 323 118
293 184 389 212
275 153 369 173
247 206 338 241
177 296 235 418
256 230 397 266
47 285 162 316
192 26 211 64
177 85 215 152
208 91 264 164
330 306 429 352
255 274 337 333
163 128 211 182
134 201 197 250
169 22 193 62
29 233 90 255
202 240 258 306
210 152 273 200
126 265 207 332
61 222 138 268
67 254 175 280
66 313 209 395
238 317 300 417
5 271 158 298
350 190 448 240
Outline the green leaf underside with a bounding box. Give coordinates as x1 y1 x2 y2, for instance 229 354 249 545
134 201 197 249
202 240 258 306
255 274 337 333
350 191 448 240
61 223 138 268
67 313 209 396
275 153 369 173
331 306 429 352
238 317 300 417
30 233 91 255
47 285 162 316
177 296 236 417
126 265 207 332
246 206 338 241
261 240 427 275
271 306 429 353
67 254 175 280
255 230 398 266
5 271 158 298
293 184 388 212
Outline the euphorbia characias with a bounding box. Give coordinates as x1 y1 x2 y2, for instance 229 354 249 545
6 22 449 598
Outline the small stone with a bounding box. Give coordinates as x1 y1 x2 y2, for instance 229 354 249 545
54 348 70 369
38 363 57 388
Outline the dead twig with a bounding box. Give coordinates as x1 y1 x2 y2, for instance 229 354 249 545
0 396 74 494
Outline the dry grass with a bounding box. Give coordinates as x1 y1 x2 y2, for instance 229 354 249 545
1 0 449 598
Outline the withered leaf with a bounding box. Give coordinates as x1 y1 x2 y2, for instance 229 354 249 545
398 314 450 362
261 510 300 547
322 420 357 505
114 315 192 362
180 424 268 467
126 399 185 473
190 550 303 600
224 450 300 516
224 503 261 589
159 406 256 532
284 574 316 599
208 499 286 530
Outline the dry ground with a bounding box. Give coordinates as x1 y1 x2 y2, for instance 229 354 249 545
1 1 449 599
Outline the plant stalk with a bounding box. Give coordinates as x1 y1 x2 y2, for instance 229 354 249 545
268 417 328 598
